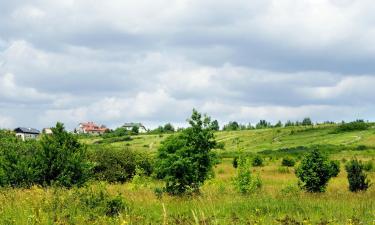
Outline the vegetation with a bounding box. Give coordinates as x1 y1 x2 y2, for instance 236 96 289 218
345 159 371 192
0 117 374 224
335 120 370 133
281 157 296 167
155 109 217 195
295 149 336 192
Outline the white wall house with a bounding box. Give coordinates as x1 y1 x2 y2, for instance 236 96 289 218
122 123 148 133
14 127 40 141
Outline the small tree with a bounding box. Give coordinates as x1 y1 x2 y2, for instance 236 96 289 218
37 122 91 187
345 159 370 192
233 157 262 194
295 149 333 192
155 109 217 195
252 155 263 167
211 120 220 131
302 117 312 126
131 126 139 135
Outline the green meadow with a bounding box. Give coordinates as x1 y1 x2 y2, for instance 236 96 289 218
1 124 374 224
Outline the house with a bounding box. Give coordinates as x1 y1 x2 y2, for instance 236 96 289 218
42 128 53 135
75 122 109 135
14 127 40 141
122 123 148 133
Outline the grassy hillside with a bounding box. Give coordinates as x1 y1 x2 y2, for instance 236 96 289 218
82 124 375 157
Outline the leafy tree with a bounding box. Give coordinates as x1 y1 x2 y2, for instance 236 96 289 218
37 122 91 187
295 149 334 192
155 109 217 195
302 117 312 126
345 159 371 192
232 157 239 168
223 121 240 131
336 120 370 133
163 123 175 133
256 120 270 129
274 121 283 128
233 156 262 194
285 120 295 127
131 126 139 135
211 120 220 131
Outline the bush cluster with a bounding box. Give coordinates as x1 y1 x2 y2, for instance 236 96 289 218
89 146 153 183
251 155 264 167
345 159 371 192
335 120 370 133
281 157 295 167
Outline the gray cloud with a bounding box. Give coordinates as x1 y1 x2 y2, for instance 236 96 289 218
0 0 375 130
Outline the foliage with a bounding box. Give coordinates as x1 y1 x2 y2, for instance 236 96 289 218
102 127 129 139
211 120 220 131
302 117 313 126
233 157 262 194
223 121 240 131
295 149 334 192
329 160 340 177
149 123 175 134
345 159 371 192
335 120 370 133
281 157 295 167
89 147 153 183
0 131 41 187
37 122 92 187
155 109 217 195
256 120 271 129
94 135 132 144
251 155 264 167
131 126 139 135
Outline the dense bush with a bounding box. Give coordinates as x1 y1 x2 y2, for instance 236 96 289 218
94 136 132 144
0 131 41 187
335 120 370 133
329 160 340 177
345 159 371 192
252 155 264 167
102 127 129 139
155 109 217 195
0 123 91 188
89 147 153 183
37 123 92 187
281 157 295 167
295 149 334 192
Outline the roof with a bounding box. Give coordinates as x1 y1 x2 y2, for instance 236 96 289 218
79 122 108 132
122 123 145 128
14 127 40 134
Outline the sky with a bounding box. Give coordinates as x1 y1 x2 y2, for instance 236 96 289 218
1 0 375 130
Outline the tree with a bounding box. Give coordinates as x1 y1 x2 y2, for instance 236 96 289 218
37 122 91 187
345 159 371 192
252 155 264 167
274 120 283 128
295 149 334 192
155 109 217 195
211 120 220 131
131 126 139 134
223 121 239 131
302 117 312 126
256 120 270 129
329 160 340 177
163 123 175 133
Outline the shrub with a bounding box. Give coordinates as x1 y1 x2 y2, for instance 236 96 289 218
277 166 290 174
37 123 92 187
0 135 41 187
89 147 153 183
155 109 217 195
295 149 334 192
329 160 340 177
335 120 370 133
232 157 239 168
233 157 262 194
94 136 132 144
281 157 295 167
345 159 371 192
252 155 263 167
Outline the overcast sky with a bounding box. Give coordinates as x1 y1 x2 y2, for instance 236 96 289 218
1 0 375 130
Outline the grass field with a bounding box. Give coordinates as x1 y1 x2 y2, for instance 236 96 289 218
1 125 375 224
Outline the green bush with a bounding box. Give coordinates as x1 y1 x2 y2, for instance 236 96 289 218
0 132 41 187
345 159 371 192
233 157 262 194
252 155 263 167
89 147 153 183
37 123 92 187
329 160 340 177
281 157 295 167
295 149 334 192
155 109 217 195
94 136 132 144
335 120 370 133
